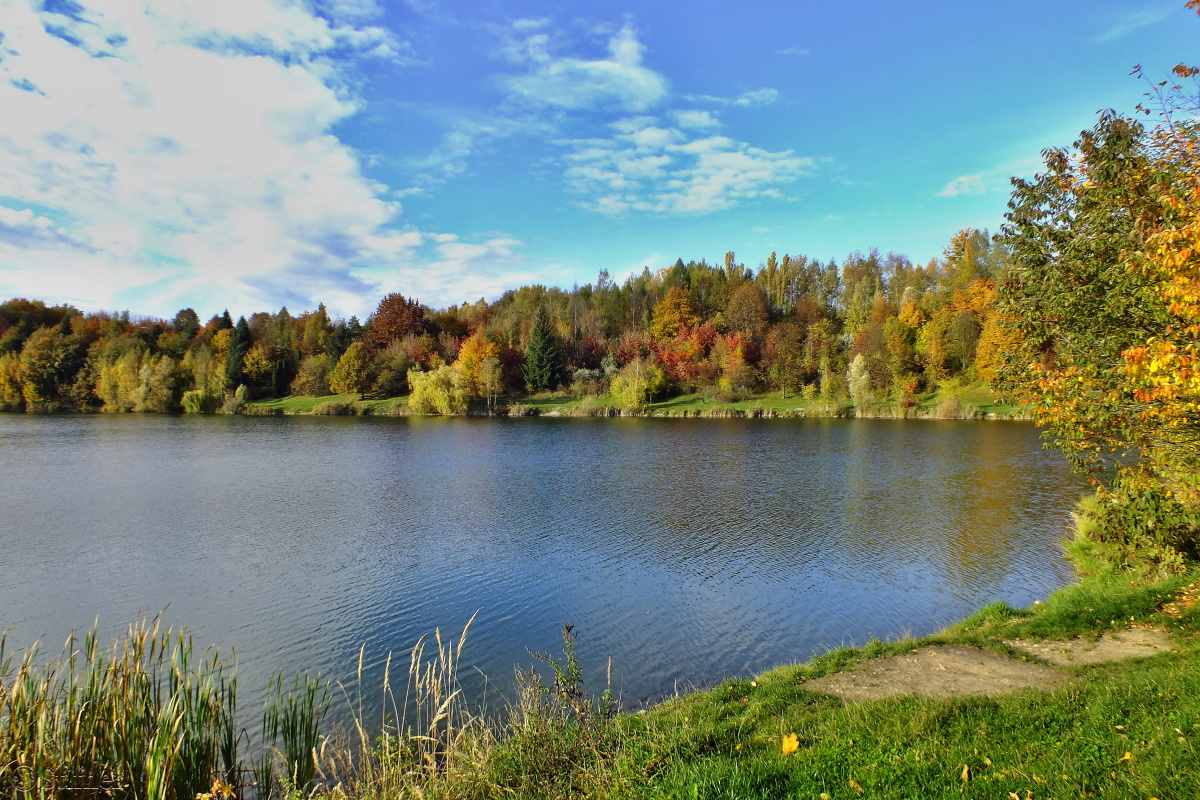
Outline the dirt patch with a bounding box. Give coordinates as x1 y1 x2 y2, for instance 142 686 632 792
802 645 1064 702
1006 628 1174 667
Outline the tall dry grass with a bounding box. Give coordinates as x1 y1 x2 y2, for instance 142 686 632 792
0 614 616 799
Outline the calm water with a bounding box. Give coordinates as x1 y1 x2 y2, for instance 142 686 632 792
0 414 1081 712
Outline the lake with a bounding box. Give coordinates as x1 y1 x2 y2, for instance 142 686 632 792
0 414 1081 714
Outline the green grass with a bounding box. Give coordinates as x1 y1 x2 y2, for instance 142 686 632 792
244 393 408 416
4 543 1197 798
241 383 1026 421
471 562 1199 800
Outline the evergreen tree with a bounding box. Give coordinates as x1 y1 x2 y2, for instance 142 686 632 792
225 316 249 390
219 309 234 330
523 305 563 392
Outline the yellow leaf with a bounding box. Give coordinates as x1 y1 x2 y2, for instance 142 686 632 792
1120 751 1134 763
780 733 799 756
849 778 864 794
961 763 971 782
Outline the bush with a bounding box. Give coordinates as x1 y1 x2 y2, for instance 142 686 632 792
570 368 606 397
312 400 356 416
221 384 247 415
181 389 219 415
1084 481 1200 571
609 359 667 410
407 366 466 415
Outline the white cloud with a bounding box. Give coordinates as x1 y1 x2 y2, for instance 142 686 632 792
500 23 668 112
0 0 533 317
672 109 721 130
1094 3 1176 43
683 87 779 108
937 174 987 198
560 117 815 215
776 46 810 57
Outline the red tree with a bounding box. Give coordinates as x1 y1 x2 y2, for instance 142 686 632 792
366 293 426 349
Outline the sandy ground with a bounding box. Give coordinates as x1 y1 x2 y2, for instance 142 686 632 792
803 629 1175 702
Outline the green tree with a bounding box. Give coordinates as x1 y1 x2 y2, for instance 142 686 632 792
523 305 563 392
329 341 374 398
225 316 250 391
172 308 200 340
19 326 81 411
0 352 23 411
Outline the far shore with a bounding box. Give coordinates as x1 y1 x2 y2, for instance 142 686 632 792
241 384 1031 422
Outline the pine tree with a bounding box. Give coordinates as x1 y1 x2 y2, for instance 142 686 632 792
523 305 562 392
225 316 250 391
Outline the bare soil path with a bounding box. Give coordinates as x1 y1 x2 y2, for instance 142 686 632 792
803 628 1175 702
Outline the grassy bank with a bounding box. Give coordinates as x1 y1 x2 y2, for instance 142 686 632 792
3 515 1196 799
245 383 1028 421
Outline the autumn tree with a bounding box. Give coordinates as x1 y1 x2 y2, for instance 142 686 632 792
724 282 770 338
329 341 373 398
650 286 699 340
454 329 501 397
19 326 81 411
998 88 1199 558
366 293 426 349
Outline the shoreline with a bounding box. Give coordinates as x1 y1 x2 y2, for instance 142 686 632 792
240 389 1032 422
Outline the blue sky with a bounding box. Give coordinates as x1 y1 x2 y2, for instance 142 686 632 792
0 0 1196 319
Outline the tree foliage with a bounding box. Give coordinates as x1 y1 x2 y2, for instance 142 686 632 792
329 341 373 398
522 305 563 392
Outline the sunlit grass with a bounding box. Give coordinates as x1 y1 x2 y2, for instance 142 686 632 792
3 561 1197 799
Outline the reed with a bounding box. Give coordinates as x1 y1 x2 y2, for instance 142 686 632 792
0 612 576 799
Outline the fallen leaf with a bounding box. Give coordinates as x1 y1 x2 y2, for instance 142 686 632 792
961 764 971 783
1120 751 1134 764
780 733 799 756
849 778 864 794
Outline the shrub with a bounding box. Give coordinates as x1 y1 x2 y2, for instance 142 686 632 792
609 359 667 410
407 366 467 415
181 389 219 415
1083 480 1200 571
570 368 606 397
221 384 247 415
847 353 871 410
312 400 356 416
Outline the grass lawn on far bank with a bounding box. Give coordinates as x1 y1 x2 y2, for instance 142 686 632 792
248 383 1025 420
244 393 408 415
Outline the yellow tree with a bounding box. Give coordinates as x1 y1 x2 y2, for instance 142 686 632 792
1122 97 1200 506
650 287 699 340
453 329 500 397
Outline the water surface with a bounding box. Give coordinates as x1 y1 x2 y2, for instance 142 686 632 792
0 414 1081 710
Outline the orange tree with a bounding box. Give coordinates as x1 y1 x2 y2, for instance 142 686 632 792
996 52 1200 560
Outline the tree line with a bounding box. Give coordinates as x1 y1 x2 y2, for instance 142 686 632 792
0 224 1014 416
